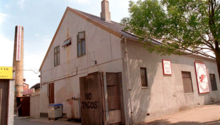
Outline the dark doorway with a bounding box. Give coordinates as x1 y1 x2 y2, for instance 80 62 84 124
17 97 30 117
0 79 9 125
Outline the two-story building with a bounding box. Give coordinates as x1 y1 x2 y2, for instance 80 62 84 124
39 0 220 124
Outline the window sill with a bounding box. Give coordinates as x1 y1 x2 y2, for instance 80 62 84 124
141 86 149 89
184 92 194 94
77 54 86 58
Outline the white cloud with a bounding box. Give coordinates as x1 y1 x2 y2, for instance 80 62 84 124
0 34 14 67
35 34 39 37
18 0 25 9
0 13 8 26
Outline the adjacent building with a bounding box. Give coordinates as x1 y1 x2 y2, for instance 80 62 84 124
0 67 15 125
39 0 220 124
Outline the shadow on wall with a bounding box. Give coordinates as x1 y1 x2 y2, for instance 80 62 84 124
126 43 160 123
138 119 220 125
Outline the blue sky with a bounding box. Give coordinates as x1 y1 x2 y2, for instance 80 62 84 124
0 0 136 87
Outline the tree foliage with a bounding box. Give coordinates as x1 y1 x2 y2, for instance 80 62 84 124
121 0 220 78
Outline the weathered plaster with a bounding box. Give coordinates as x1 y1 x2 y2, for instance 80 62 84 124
40 10 123 114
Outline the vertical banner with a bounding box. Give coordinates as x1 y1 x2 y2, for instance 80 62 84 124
162 60 172 75
16 25 22 61
194 62 210 94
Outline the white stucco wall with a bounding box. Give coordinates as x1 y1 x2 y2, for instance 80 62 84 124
40 10 123 114
30 94 40 118
123 40 220 124
8 80 15 125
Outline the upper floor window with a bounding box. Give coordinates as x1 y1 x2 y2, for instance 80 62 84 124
62 38 71 47
77 31 86 57
54 46 60 66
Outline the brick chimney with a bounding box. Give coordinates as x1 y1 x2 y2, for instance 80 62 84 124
100 0 111 21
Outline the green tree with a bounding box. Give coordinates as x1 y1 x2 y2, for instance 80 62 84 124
121 0 220 79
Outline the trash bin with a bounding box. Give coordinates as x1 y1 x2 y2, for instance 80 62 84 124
47 103 63 120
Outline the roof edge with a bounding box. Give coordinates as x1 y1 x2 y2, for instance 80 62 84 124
67 7 122 38
123 36 216 62
40 7 123 71
39 8 68 71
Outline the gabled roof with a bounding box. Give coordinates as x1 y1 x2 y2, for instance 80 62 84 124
39 7 214 71
39 7 141 70
76 9 138 39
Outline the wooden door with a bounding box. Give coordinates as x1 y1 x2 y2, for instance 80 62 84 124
48 83 54 104
17 97 30 117
80 72 104 125
106 73 124 125
21 97 30 116
0 80 9 125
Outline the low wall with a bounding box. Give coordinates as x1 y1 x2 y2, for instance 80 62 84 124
30 94 40 118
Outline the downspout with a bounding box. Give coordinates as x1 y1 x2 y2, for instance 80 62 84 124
124 36 134 124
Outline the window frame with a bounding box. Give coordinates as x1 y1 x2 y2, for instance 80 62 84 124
181 71 194 93
140 67 148 88
210 74 218 91
77 31 86 57
54 45 60 66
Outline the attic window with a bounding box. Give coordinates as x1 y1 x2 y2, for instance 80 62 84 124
62 38 71 47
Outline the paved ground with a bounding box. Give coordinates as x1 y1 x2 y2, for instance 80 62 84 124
15 102 220 125
14 116 81 125
139 102 220 125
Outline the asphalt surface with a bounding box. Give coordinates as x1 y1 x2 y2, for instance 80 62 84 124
14 116 81 125
14 102 220 125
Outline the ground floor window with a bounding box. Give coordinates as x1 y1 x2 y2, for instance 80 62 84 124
210 74 217 91
140 67 148 87
181 71 193 93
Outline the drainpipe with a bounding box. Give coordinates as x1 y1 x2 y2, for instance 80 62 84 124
124 37 134 124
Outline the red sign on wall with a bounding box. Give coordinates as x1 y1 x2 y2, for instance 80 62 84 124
16 25 22 61
195 62 210 94
162 60 172 75
23 88 35 95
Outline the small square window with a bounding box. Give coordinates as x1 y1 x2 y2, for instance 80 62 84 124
62 38 71 47
140 67 148 87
